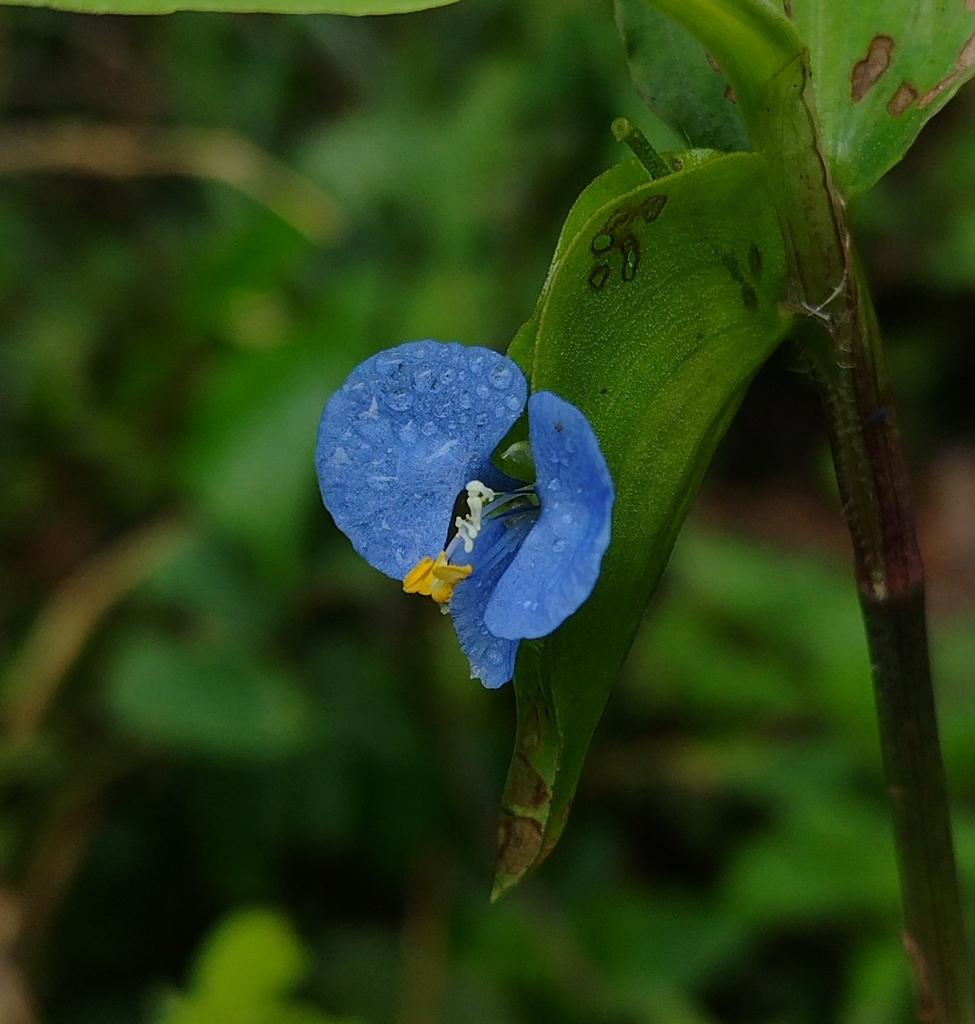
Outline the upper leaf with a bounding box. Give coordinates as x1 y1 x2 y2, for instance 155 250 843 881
494 151 790 897
1 0 460 14
626 0 975 198
789 0 975 197
615 0 749 152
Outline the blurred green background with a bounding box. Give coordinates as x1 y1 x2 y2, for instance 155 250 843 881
2 1 975 1021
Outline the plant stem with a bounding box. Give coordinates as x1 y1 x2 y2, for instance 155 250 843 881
786 90 975 1024
633 4 972 1013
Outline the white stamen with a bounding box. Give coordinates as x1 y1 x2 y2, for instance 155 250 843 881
443 479 531 565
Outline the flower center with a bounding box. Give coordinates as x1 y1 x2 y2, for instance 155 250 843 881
402 479 537 607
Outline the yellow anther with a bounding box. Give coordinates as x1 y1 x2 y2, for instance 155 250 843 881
403 551 472 604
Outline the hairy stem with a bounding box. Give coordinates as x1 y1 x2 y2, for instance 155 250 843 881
786 79 974 1024
633 3 972 1013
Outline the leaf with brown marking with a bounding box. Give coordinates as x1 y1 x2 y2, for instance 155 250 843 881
789 0 975 195
493 151 789 897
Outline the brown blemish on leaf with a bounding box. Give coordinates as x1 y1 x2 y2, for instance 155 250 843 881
496 815 543 877
967 0 975 12
851 35 895 102
783 0 793 18
588 193 666 288
919 31 975 108
506 754 551 810
887 81 918 116
521 703 542 751
705 51 722 74
724 83 737 104
588 263 610 291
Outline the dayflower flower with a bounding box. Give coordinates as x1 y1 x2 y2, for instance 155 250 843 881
315 339 614 689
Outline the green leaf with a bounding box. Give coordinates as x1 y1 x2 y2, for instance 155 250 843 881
1 0 461 13
106 632 312 759
615 0 749 153
630 0 975 198
634 0 803 154
494 152 789 897
790 0 975 197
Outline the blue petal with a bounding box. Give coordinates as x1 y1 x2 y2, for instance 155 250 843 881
449 512 535 689
315 340 527 579
484 391 614 640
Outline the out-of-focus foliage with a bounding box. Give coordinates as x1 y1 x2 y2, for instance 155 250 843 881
0 3 974 1024
155 909 359 1024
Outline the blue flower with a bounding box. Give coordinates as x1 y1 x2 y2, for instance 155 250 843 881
315 339 614 689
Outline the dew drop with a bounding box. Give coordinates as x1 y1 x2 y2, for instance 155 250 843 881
552 539 566 553
490 364 512 389
487 649 502 665
421 420 437 436
386 389 413 411
506 394 522 411
458 391 472 410
366 473 396 491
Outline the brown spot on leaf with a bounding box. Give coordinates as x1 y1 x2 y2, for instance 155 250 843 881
496 815 543 877
967 0 975 12
506 754 551 810
851 35 895 101
521 703 542 751
724 83 737 104
588 263 610 290
783 0 794 18
705 51 722 74
887 81 918 116
919 31 975 107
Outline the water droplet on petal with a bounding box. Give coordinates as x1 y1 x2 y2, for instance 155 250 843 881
490 364 512 389
413 365 435 391
552 539 566 553
366 473 396 491
386 389 412 411
459 391 472 410
421 420 437 436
